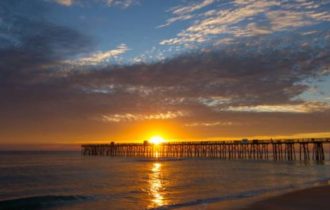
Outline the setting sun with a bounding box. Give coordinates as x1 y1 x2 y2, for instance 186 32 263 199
149 136 165 145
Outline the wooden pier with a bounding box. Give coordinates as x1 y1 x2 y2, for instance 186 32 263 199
81 138 330 161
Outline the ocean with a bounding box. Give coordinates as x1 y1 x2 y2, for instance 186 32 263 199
0 151 329 210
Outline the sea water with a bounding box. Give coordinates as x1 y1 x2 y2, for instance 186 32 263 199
0 151 329 210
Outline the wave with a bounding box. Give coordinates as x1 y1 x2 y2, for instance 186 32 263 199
0 195 90 210
149 188 288 210
149 178 330 210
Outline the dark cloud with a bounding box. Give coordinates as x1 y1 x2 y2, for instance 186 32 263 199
3 32 330 112
0 1 330 143
0 0 92 114
74 31 330 107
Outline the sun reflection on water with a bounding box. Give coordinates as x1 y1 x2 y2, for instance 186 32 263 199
148 162 166 208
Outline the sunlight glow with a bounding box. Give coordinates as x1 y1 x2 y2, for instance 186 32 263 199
149 136 165 145
148 162 166 208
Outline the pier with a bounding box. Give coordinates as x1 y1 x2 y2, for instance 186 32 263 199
81 138 330 161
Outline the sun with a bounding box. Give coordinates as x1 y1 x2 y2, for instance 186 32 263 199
149 136 165 145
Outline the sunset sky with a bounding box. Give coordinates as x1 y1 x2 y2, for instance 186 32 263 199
1 0 330 147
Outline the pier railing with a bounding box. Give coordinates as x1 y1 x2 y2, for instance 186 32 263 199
81 138 330 161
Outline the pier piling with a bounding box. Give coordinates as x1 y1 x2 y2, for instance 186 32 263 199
81 138 330 162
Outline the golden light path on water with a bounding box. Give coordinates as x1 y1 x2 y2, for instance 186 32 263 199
148 162 167 208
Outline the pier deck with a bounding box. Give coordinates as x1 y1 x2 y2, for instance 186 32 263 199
81 138 330 161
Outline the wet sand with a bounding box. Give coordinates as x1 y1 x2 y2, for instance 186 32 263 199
242 185 330 210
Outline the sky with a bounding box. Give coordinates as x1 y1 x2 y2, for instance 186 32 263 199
1 0 330 147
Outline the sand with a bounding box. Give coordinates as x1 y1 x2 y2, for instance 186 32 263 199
242 185 330 210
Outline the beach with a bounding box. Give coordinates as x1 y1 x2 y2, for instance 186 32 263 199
243 185 330 210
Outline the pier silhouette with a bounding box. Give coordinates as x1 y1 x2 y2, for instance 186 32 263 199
81 138 330 161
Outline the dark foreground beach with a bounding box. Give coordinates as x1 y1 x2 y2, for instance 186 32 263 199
243 185 330 210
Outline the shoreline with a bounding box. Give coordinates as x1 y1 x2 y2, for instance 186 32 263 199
241 184 330 210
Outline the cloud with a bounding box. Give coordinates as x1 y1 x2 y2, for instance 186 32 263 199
2 32 330 139
55 0 74 6
1 15 329 120
158 0 215 28
1 0 330 142
225 102 330 113
158 14 194 28
171 0 215 16
53 0 138 8
185 121 234 127
67 44 129 65
160 0 330 46
100 111 186 122
105 0 137 8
